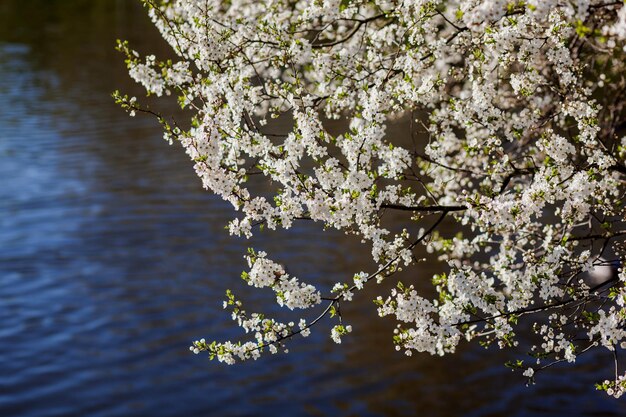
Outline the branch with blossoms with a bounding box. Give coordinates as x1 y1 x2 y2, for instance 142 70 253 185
189 210 449 363
118 0 626 398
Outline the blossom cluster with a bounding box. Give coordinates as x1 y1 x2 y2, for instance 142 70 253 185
243 250 321 310
118 0 626 396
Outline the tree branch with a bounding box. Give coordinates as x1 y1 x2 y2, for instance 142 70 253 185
381 203 466 212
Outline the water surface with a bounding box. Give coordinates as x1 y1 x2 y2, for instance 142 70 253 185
0 1 624 416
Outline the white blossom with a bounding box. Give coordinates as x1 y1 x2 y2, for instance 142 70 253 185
120 0 626 396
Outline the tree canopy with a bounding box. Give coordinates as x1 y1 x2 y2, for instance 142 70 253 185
116 0 626 397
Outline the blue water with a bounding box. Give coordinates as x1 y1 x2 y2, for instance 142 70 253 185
0 1 624 416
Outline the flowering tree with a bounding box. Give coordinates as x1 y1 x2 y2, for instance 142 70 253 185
115 0 626 397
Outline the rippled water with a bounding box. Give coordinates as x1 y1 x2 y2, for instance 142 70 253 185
0 1 625 416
